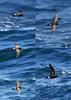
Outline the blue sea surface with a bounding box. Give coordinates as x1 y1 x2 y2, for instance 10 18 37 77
36 0 71 100
0 0 35 100
0 0 71 100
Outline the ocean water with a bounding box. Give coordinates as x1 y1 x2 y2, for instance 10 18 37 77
0 0 71 100
36 0 71 100
0 0 35 100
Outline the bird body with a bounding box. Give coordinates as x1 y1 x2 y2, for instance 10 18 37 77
13 43 21 58
51 15 58 32
16 81 21 94
49 64 57 79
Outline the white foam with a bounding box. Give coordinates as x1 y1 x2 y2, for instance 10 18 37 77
36 37 42 40
0 28 10 32
61 71 66 74
18 27 36 31
68 72 71 74
0 26 36 32
0 75 10 82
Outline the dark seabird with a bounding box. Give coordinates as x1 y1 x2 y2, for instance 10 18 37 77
49 64 57 79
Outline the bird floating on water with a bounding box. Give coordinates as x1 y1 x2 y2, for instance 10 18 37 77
50 15 58 32
12 80 21 94
13 43 21 58
48 64 67 79
16 81 21 94
13 10 23 17
48 64 57 79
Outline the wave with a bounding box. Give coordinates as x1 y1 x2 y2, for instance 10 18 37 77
0 26 35 32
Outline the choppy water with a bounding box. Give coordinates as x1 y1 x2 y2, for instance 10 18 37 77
0 0 35 100
0 0 71 100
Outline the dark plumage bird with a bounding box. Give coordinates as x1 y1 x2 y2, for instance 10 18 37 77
49 64 57 79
